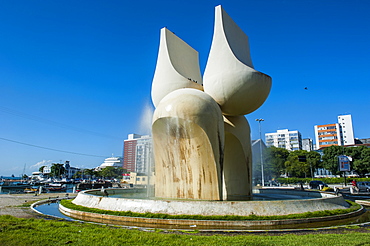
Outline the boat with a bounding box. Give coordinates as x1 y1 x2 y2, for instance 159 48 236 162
45 183 67 192
24 186 46 193
29 172 48 184
54 178 73 184
0 181 31 189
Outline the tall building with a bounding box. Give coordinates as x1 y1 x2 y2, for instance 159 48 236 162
302 138 313 151
357 138 370 144
123 134 152 174
64 161 80 179
265 129 302 151
314 114 355 149
338 114 355 146
314 123 341 148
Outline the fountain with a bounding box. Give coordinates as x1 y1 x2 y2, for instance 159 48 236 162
59 5 360 229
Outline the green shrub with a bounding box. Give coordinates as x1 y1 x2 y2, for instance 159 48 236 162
277 177 370 185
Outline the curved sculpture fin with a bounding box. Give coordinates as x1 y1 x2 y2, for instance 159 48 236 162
203 5 272 116
219 5 254 68
223 115 252 200
151 28 203 108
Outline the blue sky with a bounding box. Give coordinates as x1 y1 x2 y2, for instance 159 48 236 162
1 0 369 176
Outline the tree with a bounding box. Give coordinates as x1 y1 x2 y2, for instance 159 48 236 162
39 166 46 173
73 169 103 179
285 150 311 178
321 145 370 177
99 167 124 179
73 170 82 179
307 150 322 176
83 168 98 180
322 146 345 176
50 163 65 178
283 150 322 178
264 146 290 178
351 147 370 177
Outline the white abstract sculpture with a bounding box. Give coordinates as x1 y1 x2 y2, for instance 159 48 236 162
153 89 224 200
151 5 271 200
203 6 271 116
151 28 203 108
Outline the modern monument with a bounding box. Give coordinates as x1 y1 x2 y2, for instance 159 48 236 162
66 6 353 228
151 5 271 201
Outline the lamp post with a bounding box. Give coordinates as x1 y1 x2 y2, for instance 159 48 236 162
256 118 265 187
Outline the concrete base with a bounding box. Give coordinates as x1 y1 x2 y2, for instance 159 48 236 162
59 203 363 228
71 188 349 217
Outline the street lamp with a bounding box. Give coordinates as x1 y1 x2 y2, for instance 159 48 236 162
256 118 265 187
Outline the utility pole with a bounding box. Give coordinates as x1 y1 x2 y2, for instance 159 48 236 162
256 118 265 187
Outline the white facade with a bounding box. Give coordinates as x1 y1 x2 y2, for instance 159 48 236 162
302 138 313 151
338 114 355 145
314 123 341 149
135 135 152 174
128 133 142 140
265 129 302 151
64 161 80 178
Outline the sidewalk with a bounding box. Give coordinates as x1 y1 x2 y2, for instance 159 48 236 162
0 192 70 218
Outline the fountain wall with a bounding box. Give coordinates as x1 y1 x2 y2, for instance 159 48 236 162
72 189 349 217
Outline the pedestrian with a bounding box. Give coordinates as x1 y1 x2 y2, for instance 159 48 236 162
351 180 358 193
334 186 339 196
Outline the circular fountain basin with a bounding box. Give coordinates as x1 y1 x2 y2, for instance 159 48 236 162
57 187 365 229
68 188 349 217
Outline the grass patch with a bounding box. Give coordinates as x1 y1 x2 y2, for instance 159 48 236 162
180 229 200 234
0 215 370 245
344 225 361 229
60 199 361 221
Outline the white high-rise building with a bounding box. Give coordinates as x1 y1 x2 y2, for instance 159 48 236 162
314 114 355 149
302 138 313 151
265 129 302 151
123 134 152 174
338 114 355 146
135 136 152 174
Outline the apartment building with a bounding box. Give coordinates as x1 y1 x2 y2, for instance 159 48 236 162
302 138 313 151
265 129 302 151
314 114 355 149
123 134 152 174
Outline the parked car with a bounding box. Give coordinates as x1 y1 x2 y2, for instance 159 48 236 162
356 181 370 192
309 180 328 189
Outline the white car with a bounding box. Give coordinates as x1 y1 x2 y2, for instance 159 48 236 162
357 181 370 192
